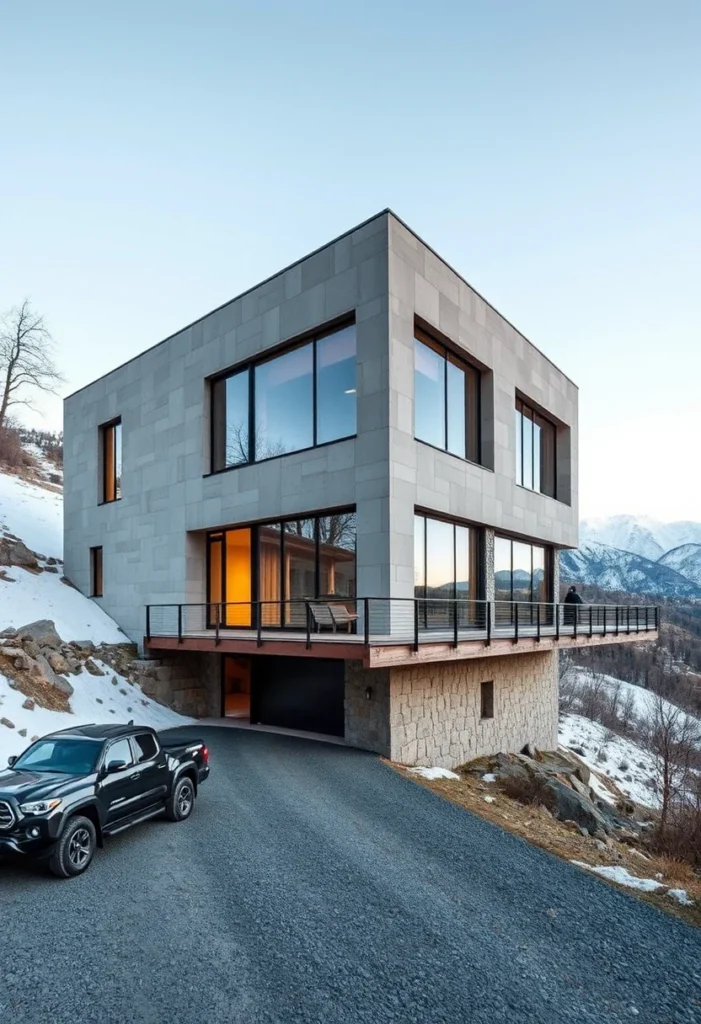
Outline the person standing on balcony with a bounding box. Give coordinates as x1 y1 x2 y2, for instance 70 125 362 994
563 585 583 625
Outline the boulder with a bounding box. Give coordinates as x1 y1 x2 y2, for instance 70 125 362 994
47 651 70 675
85 659 104 677
22 698 35 710
0 536 40 571
0 627 17 639
18 728 27 738
17 619 63 650
1 718 15 729
539 778 611 835
33 654 75 697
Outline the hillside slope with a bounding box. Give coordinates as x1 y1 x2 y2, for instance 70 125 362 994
657 543 701 588
0 463 191 765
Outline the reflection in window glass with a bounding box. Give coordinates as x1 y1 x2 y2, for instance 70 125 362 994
318 513 356 597
102 421 122 502
426 518 454 597
255 344 314 458
515 406 522 487
316 326 357 444
532 545 546 603
515 398 557 497
494 537 512 603
512 541 533 603
522 409 533 490
212 371 249 470
259 523 282 625
415 514 481 628
446 359 466 459
284 519 316 625
414 338 445 449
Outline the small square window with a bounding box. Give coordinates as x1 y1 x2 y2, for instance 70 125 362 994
480 680 494 720
90 546 103 597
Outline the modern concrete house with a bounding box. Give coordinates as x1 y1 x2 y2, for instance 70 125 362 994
63 211 659 767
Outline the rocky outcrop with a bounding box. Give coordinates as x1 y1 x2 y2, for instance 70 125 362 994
461 747 636 837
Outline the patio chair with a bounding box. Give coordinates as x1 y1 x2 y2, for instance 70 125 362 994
329 603 358 633
309 603 335 632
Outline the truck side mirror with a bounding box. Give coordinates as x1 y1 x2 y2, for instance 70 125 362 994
7 755 16 767
106 759 128 774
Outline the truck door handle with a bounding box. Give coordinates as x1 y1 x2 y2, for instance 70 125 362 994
129 772 141 781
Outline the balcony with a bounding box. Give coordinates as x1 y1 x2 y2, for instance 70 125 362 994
145 598 660 667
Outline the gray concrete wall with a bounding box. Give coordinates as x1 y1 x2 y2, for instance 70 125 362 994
64 215 392 641
64 209 578 645
387 214 579 604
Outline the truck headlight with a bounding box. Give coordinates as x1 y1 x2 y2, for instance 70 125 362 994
20 799 62 815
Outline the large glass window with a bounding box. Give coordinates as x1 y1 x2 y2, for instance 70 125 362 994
256 344 314 458
494 535 552 618
206 509 356 630
414 514 481 627
316 325 357 445
414 329 481 463
515 398 556 498
211 322 357 471
101 419 122 502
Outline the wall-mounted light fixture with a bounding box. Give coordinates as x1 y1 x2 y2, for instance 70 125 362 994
365 686 373 701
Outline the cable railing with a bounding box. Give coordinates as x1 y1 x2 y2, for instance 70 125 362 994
145 598 660 649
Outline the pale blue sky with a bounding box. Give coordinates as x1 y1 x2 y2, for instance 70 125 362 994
1 1 699 520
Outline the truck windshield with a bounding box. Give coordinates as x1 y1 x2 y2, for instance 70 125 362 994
12 738 102 775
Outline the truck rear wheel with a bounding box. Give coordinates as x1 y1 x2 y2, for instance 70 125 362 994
166 776 195 822
49 815 97 878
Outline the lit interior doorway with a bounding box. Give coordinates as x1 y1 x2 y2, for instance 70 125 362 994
222 656 251 719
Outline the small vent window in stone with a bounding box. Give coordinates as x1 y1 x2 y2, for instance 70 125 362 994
480 681 494 720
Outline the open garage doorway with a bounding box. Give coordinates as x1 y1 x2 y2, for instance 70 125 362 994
222 656 252 719
221 655 345 737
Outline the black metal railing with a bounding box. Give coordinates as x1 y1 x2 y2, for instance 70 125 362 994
145 598 660 648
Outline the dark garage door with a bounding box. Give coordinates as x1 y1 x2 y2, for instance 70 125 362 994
250 656 345 737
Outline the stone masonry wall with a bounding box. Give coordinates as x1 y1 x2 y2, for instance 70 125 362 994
389 651 558 769
133 652 221 718
344 662 391 755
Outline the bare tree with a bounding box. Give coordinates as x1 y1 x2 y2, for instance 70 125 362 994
643 692 701 834
0 301 63 430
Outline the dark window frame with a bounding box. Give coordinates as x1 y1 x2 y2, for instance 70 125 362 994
414 327 482 465
413 511 484 628
209 318 357 474
515 396 557 498
99 418 122 504
480 681 494 721
205 506 357 629
90 546 103 598
130 733 159 764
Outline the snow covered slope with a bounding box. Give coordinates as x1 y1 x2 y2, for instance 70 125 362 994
580 516 701 561
0 462 193 763
657 544 701 588
560 540 701 599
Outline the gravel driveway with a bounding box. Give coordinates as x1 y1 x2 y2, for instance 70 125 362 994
1 727 700 1024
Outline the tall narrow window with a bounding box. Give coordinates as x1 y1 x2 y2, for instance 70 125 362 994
414 514 481 627
212 371 249 471
101 420 122 503
316 325 357 445
414 329 481 464
515 398 556 498
90 546 103 598
494 535 553 624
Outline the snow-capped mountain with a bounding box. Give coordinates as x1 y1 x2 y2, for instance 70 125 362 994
657 544 701 588
560 541 701 599
580 516 701 562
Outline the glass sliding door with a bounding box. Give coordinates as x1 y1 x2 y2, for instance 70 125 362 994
284 519 317 626
318 513 356 598
494 535 552 626
259 524 282 626
224 529 252 626
414 514 482 630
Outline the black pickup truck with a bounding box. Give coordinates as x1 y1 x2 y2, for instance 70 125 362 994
0 723 209 878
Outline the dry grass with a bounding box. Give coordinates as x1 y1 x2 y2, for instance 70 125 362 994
0 653 70 712
394 763 701 928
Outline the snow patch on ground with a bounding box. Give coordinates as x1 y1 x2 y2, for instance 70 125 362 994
0 568 126 643
0 471 62 559
667 888 694 906
571 861 664 892
559 713 659 808
0 659 194 765
482 773 497 783
408 766 460 781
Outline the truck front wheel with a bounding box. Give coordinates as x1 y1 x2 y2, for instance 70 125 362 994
49 815 97 878
166 777 195 822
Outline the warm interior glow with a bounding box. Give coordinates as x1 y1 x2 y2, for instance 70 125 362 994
225 529 252 626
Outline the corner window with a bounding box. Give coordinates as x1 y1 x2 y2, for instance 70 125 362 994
480 681 494 720
414 329 481 463
90 546 103 597
101 419 122 502
515 398 556 498
211 322 356 471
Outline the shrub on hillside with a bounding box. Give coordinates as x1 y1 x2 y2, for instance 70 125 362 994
0 425 31 469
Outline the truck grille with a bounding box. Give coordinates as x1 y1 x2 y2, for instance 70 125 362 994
0 801 15 830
